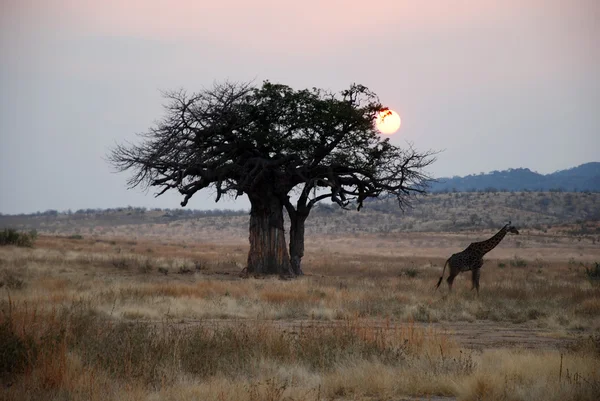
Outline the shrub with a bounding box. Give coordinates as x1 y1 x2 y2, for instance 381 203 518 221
178 265 193 274
584 262 600 285
0 228 36 247
569 334 600 356
194 259 208 271
0 271 25 290
0 321 31 380
111 256 130 269
138 258 154 274
510 255 528 268
0 301 64 385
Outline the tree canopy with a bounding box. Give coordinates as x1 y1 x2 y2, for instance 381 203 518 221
109 81 436 275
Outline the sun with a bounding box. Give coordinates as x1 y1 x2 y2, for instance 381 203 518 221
375 109 401 135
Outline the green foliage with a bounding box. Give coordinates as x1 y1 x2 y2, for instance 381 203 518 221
67 234 84 240
0 228 36 247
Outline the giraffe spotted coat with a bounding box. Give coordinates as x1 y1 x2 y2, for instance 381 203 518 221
436 222 519 294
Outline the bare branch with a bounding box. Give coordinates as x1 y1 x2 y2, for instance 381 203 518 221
108 80 437 213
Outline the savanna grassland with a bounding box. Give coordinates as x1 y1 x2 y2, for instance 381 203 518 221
1 218 599 401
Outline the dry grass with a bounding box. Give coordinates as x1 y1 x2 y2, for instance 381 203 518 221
0 233 599 400
1 234 599 328
0 299 459 400
2 301 598 401
455 347 600 401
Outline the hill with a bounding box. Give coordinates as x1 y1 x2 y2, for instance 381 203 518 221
429 162 600 192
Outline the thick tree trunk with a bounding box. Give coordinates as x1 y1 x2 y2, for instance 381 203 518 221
288 213 307 276
246 192 293 276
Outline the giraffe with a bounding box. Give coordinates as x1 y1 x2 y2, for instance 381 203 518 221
435 222 519 294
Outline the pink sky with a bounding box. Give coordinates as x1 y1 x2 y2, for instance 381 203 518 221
10 1 513 40
4 1 595 81
1 0 598 213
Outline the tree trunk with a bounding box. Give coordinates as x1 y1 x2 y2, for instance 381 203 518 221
288 213 307 276
246 191 293 276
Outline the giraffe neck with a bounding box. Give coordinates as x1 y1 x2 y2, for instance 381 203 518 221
479 226 509 254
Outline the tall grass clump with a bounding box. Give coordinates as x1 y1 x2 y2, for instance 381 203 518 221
0 298 179 392
0 299 465 399
0 298 69 389
180 319 453 376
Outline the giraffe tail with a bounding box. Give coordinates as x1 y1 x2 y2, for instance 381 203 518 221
435 259 449 290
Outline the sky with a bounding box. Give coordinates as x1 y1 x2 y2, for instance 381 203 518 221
1 0 598 214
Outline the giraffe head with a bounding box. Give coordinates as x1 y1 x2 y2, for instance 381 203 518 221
505 221 519 235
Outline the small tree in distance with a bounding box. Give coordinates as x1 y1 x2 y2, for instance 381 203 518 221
109 81 436 276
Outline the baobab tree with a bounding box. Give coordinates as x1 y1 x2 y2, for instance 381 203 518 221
109 81 435 276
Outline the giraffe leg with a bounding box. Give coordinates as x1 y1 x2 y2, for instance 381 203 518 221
471 268 481 296
447 273 457 292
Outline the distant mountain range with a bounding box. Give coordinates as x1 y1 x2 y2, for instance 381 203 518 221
429 162 600 193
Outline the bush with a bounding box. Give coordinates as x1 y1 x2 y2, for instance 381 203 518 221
510 255 528 268
402 267 419 278
137 258 154 274
0 228 37 247
584 262 600 284
0 301 62 384
0 271 25 290
0 321 31 380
